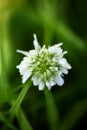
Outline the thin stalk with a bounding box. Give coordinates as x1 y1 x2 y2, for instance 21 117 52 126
17 108 33 130
44 87 60 130
10 80 32 117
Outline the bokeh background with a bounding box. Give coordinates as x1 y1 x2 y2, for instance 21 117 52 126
0 0 87 130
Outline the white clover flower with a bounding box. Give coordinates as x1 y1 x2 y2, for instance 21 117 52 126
16 34 71 90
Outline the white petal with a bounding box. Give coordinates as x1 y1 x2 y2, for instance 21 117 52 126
33 34 41 50
52 43 63 47
29 50 37 57
46 81 51 90
16 62 28 70
33 78 38 86
22 71 32 84
16 65 20 69
57 42 63 46
59 58 71 69
17 64 32 76
33 78 41 86
55 74 64 86
50 80 55 86
38 82 44 90
61 67 68 74
63 51 67 55
48 44 63 55
16 50 29 56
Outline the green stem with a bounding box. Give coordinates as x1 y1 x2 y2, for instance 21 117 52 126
44 87 59 130
17 108 33 130
10 80 32 117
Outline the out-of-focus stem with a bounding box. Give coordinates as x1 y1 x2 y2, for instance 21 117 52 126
44 87 60 130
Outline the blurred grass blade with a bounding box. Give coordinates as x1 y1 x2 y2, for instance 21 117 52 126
56 21 86 50
59 98 87 130
0 30 7 90
0 85 21 103
0 113 17 130
17 108 33 130
10 80 32 116
44 87 59 130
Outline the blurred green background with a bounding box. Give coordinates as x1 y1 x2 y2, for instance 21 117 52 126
0 0 87 130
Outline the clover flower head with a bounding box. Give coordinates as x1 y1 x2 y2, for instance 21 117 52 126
16 34 71 90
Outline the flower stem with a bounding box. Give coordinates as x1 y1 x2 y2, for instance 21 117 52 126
10 80 32 117
17 107 33 130
44 87 59 130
